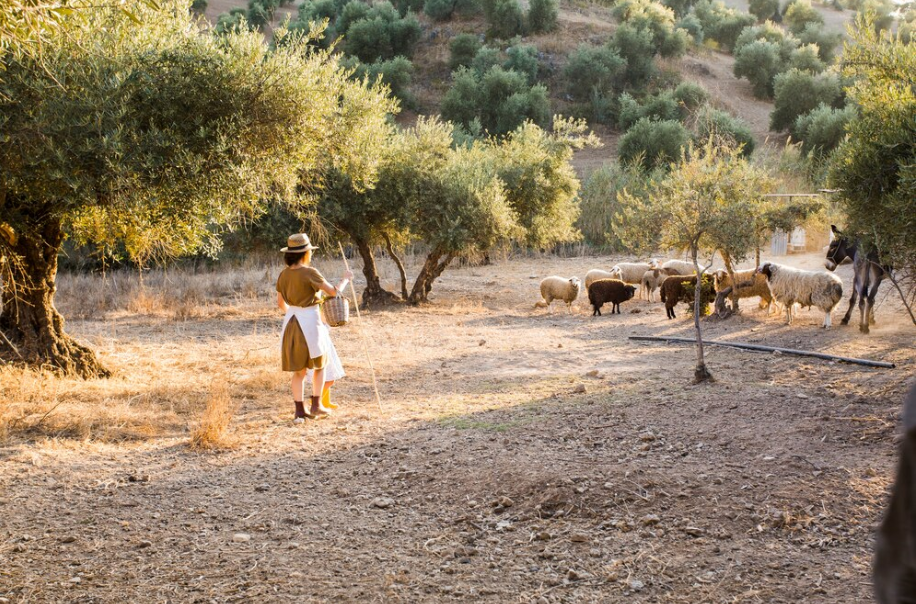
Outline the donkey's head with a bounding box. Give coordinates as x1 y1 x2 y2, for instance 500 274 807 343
825 225 853 271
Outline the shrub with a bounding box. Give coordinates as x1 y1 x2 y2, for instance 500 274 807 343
693 0 755 50
769 68 841 132
788 43 824 72
733 20 798 60
472 45 502 74
528 0 559 33
336 1 370 34
899 9 915 44
676 13 704 43
455 0 482 15
485 0 526 38
247 1 272 29
442 66 550 136
748 0 779 21
618 118 691 170
661 0 698 17
394 0 425 14
300 0 339 23
615 0 689 57
563 44 627 102
783 0 824 34
612 23 657 87
214 8 251 35
672 81 709 110
348 56 416 106
857 0 894 32
345 10 421 62
441 67 481 127
696 107 755 155
449 33 482 70
577 162 661 248
794 103 855 154
618 91 680 129
504 43 539 84
796 22 841 62
191 0 208 13
733 39 782 98
424 0 456 20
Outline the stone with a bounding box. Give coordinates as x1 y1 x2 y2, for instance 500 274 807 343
233 533 251 543
137 540 153 549
372 497 395 509
569 533 589 543
641 514 661 526
585 370 600 378
684 526 705 537
573 384 587 394
629 579 644 591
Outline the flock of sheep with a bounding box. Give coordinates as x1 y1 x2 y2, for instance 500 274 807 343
536 258 845 327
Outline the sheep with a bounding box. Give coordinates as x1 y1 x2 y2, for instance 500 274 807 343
585 269 616 289
712 268 774 313
640 267 681 302
609 260 657 285
534 276 581 313
659 274 715 319
588 279 637 316
873 383 916 604
757 262 843 328
660 259 697 275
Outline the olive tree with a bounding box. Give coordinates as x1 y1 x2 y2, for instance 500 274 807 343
830 16 916 321
614 141 773 382
0 4 395 376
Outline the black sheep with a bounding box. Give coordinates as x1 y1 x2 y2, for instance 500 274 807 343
588 278 636 316
874 383 916 603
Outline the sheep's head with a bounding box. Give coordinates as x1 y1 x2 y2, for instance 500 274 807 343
609 266 622 279
624 285 637 301
757 263 774 280
569 277 581 294
712 269 727 288
647 258 659 269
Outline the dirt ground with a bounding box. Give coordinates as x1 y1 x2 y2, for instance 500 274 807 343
1 250 913 602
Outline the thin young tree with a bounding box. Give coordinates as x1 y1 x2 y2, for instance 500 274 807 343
0 5 394 376
615 140 773 382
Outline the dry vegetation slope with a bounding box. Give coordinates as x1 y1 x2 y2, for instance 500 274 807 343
1 252 913 602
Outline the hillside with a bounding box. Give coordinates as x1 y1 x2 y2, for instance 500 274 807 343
199 0 857 174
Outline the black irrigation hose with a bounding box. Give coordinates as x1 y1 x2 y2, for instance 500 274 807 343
629 335 897 369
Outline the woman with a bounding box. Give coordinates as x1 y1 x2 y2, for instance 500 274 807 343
276 233 352 423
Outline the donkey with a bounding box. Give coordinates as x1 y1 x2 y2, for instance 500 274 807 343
874 383 916 604
825 225 888 334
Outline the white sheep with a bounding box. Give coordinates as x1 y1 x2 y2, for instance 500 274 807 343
609 261 657 285
585 269 616 289
535 276 581 313
640 268 678 302
757 262 843 327
660 259 697 275
712 268 774 313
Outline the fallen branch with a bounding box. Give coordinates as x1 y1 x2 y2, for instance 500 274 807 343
629 336 896 368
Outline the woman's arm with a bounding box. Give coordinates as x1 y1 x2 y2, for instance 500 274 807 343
277 291 289 312
317 269 355 298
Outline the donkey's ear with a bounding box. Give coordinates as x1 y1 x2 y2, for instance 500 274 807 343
830 225 841 234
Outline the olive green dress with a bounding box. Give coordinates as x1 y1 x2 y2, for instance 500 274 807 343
277 266 328 372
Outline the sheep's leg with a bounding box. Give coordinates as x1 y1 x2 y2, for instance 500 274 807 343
785 303 793 325
824 309 832 329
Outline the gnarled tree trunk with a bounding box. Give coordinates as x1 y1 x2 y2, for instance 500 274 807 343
0 217 109 378
382 232 409 300
353 237 399 309
407 248 455 305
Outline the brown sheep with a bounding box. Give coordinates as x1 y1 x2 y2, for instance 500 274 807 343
713 268 774 313
659 274 715 319
588 279 637 316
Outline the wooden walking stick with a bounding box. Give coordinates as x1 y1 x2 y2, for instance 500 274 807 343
339 242 383 411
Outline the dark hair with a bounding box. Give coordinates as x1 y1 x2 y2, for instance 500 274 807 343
284 251 306 267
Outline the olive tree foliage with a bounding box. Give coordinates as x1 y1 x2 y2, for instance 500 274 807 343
0 5 395 376
441 66 550 136
769 67 841 132
577 161 661 249
829 16 916 320
613 142 774 382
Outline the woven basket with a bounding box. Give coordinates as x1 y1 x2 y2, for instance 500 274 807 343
322 296 350 327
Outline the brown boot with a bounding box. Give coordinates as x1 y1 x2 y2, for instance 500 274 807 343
309 395 328 419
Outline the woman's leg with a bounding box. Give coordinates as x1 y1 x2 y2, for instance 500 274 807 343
292 368 309 420
310 367 328 417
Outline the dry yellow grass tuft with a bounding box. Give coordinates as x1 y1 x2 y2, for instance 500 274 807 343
189 378 238 450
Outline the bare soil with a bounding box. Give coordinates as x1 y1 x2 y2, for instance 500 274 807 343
1 251 913 602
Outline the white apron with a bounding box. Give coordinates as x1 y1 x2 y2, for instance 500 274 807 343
280 305 332 365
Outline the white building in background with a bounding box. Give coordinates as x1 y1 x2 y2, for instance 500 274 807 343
771 227 808 255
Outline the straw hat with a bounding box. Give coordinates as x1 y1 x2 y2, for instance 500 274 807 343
280 233 319 253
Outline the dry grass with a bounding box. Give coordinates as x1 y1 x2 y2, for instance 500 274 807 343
189 378 238 450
